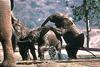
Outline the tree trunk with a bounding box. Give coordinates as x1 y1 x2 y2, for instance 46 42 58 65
83 0 90 48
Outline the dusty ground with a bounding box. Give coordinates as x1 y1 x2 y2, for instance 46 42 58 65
1 49 100 67
16 61 100 67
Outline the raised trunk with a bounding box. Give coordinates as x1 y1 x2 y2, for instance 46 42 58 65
0 0 16 67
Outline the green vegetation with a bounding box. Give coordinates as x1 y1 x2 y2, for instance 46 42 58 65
73 0 100 28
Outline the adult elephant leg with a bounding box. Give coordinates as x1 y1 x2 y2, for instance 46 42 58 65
64 33 84 59
65 44 78 59
0 37 15 67
37 26 50 59
62 32 77 59
64 36 78 59
0 0 15 67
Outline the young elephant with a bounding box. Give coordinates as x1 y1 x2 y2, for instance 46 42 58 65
0 0 15 67
12 19 37 60
39 30 61 59
28 27 62 60
17 36 37 60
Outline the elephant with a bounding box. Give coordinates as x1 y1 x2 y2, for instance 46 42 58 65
12 18 37 60
0 0 15 67
12 18 62 60
41 13 85 59
28 26 62 60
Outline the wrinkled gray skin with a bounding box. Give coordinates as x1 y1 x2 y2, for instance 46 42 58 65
29 28 62 60
12 18 62 60
40 30 62 59
41 13 84 59
0 0 16 67
12 19 37 60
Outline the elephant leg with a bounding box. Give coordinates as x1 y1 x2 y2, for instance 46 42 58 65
65 33 84 59
18 44 29 60
57 51 62 60
0 0 15 67
56 42 62 60
40 46 49 60
38 46 41 58
37 26 50 59
76 33 84 47
0 38 15 67
30 45 37 60
65 45 78 59
38 46 43 59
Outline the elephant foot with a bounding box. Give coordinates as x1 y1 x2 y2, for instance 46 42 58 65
65 45 78 59
68 56 77 59
0 60 16 67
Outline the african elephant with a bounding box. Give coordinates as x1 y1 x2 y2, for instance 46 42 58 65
12 17 62 60
38 30 62 60
28 27 62 60
41 13 85 59
13 25 61 60
12 18 37 60
0 0 15 67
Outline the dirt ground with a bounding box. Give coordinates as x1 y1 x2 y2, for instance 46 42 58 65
15 59 100 67
16 62 100 67
1 49 100 67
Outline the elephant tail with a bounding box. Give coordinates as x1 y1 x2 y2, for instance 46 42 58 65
81 47 96 58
